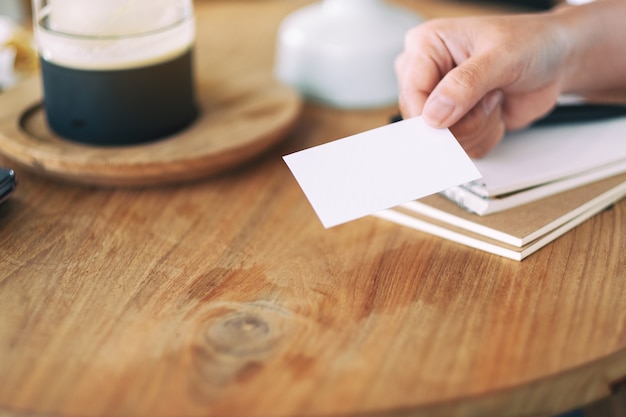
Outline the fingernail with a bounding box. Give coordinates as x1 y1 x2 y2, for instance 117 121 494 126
423 94 456 127
483 90 504 115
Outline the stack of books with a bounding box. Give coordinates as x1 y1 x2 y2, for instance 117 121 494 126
375 107 626 260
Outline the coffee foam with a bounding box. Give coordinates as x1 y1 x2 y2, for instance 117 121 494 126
45 0 187 36
35 0 194 70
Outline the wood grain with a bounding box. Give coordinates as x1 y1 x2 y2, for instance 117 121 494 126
1 1 625 417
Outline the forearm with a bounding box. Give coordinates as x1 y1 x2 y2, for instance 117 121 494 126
555 0 626 93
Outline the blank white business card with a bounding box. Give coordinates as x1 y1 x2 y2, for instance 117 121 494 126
283 116 482 228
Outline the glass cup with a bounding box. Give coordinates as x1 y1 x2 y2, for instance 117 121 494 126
32 0 198 146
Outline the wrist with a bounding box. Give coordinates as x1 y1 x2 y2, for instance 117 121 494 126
553 0 626 93
548 3 590 93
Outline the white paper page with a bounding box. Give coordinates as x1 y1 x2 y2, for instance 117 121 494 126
283 117 482 228
466 117 626 197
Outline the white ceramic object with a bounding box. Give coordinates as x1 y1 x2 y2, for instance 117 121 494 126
274 0 422 109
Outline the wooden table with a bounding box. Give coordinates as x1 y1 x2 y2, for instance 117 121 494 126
1 1 625 417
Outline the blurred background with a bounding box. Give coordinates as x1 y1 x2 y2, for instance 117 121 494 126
0 0 562 24
0 0 30 24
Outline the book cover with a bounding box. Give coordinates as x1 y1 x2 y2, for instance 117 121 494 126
374 173 626 260
446 117 626 205
443 158 626 215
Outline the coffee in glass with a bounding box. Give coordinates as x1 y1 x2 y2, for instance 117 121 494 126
32 0 198 145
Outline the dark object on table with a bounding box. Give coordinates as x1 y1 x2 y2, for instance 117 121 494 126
455 0 555 10
389 103 626 126
0 168 16 204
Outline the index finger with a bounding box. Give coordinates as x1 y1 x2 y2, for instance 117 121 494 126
395 25 456 118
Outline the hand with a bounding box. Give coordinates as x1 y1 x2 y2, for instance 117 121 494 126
395 12 572 157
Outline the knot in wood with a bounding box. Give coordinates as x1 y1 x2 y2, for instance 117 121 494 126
205 312 281 357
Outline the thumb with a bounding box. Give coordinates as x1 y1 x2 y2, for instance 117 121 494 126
422 54 507 128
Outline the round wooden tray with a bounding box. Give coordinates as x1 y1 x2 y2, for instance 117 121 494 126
0 73 301 186
0 74 300 186
0 2 302 187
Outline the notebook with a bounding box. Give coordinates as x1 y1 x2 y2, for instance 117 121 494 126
444 117 626 215
374 172 626 261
